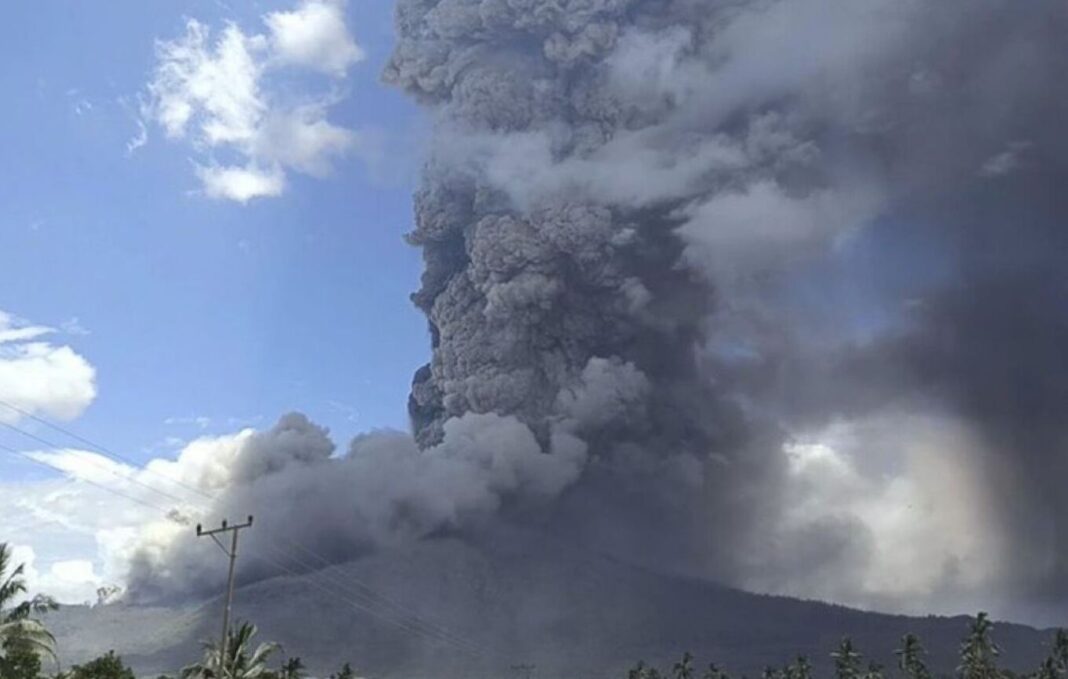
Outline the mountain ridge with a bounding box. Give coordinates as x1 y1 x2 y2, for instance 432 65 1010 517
47 535 1058 678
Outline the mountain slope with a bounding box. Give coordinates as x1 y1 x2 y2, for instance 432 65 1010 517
48 536 1056 678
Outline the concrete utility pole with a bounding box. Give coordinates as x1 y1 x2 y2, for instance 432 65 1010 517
197 515 254 671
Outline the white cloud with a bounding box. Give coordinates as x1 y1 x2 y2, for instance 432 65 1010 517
746 411 1009 616
126 119 148 155
196 163 286 203
164 415 212 429
0 433 228 604
36 557 102 605
0 427 255 604
0 326 51 344
144 428 255 493
1 474 157 604
0 311 97 424
254 105 355 176
59 317 91 337
5 547 102 605
3 412 585 603
141 1 361 202
150 21 265 144
265 0 364 76
25 449 138 487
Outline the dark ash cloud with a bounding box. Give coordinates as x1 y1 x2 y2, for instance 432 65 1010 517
129 0 1068 623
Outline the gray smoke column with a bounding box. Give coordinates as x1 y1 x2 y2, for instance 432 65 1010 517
381 0 904 582
128 0 1068 621
384 0 805 583
383 0 1068 617
125 411 587 600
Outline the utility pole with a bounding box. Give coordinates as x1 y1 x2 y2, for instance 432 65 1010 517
511 664 535 679
197 515 254 672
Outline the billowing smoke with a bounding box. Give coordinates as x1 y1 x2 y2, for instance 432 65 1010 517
380 0 1068 616
128 0 1068 621
125 412 585 600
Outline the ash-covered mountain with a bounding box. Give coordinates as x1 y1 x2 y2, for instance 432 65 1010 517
55 534 1055 679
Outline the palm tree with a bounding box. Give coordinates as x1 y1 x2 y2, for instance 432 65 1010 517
278 656 305 679
673 652 695 679
180 622 279 679
627 660 667 679
1031 628 1068 679
328 662 358 679
0 543 57 663
833 638 864 679
895 634 931 679
790 653 811 679
628 660 649 679
958 612 1001 679
1050 629 1068 673
787 656 812 679
703 663 731 679
1036 657 1060 679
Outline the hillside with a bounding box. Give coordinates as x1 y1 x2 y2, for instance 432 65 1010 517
47 535 1056 679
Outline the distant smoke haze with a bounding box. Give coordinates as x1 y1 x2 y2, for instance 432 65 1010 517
126 0 1068 625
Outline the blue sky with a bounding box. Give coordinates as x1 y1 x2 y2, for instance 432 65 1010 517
0 0 428 485
0 0 1034 622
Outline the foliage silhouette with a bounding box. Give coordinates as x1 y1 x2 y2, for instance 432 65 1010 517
0 544 56 667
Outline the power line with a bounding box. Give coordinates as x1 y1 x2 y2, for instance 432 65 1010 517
0 412 490 659
0 399 213 502
0 414 460 628
248 542 485 659
4 447 484 659
0 441 180 517
272 537 486 651
0 420 193 506
5 472 95 534
258 538 488 657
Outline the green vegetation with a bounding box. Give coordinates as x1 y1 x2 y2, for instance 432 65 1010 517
1 640 43 679
896 634 931 679
63 651 136 679
276 657 304 679
625 615 1068 679
0 541 1058 679
180 622 279 679
0 543 57 671
327 662 357 679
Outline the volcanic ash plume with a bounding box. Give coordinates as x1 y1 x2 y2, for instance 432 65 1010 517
379 0 905 584
125 412 586 600
130 0 1068 621
382 0 1068 616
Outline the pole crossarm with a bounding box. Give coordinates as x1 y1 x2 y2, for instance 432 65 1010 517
197 516 254 537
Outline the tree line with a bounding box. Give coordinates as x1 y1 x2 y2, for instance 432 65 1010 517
0 544 360 679
4 541 1068 679
625 613 1068 679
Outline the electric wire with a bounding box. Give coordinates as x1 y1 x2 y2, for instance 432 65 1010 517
0 410 487 656
258 537 488 657
3 436 481 658
0 441 182 516
253 540 485 658
0 419 191 506
0 417 489 658
0 399 214 502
